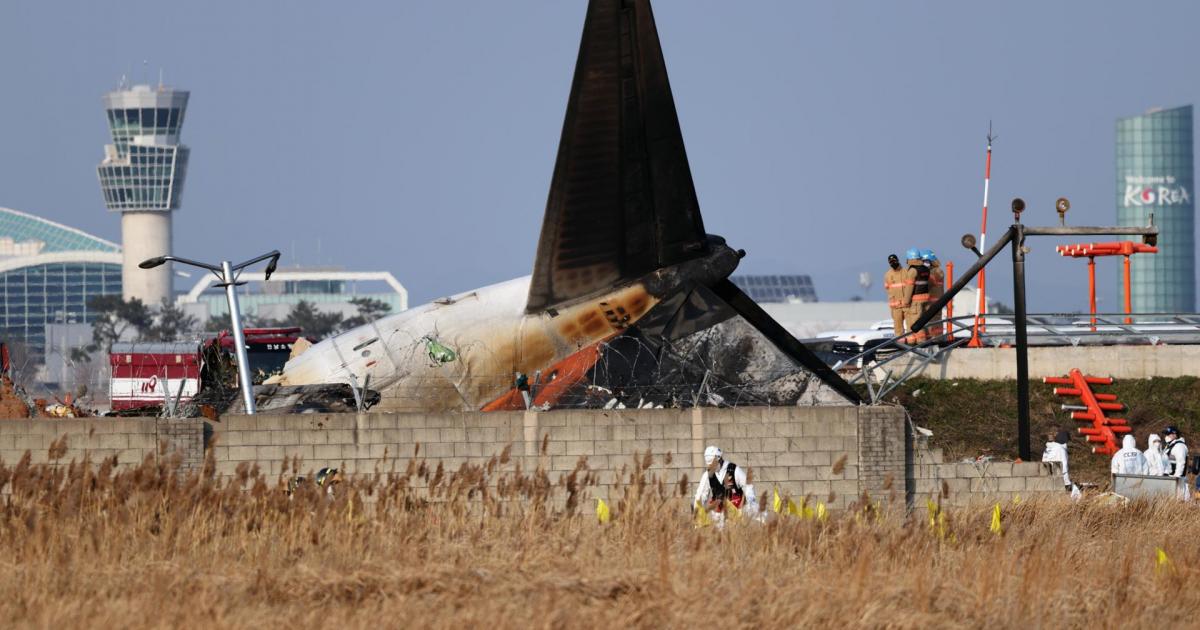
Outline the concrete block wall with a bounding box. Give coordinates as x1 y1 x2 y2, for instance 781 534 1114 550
858 406 905 498
207 406 875 510
158 418 205 473
0 418 163 468
888 344 1200 381
0 405 1068 509
909 443 1063 507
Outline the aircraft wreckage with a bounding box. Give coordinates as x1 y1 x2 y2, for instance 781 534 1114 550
237 0 862 414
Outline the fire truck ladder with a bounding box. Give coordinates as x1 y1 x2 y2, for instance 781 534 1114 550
1044 368 1129 455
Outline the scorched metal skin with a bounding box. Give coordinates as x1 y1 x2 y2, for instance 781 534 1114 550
275 244 742 412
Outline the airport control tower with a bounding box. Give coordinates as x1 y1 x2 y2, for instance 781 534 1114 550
97 82 190 306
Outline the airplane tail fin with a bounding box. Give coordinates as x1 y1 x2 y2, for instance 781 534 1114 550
526 0 707 313
525 0 860 403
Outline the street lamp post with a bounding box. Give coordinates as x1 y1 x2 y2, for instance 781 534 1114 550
140 250 280 415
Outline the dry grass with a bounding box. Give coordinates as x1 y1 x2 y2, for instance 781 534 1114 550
0 449 1198 629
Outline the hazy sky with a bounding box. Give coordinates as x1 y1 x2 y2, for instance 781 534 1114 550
1 1 1198 313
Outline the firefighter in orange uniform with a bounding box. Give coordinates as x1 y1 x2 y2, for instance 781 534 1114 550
884 254 912 336
923 250 945 340
905 248 930 342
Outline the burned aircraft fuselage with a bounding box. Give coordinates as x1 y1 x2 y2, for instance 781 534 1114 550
274 242 742 412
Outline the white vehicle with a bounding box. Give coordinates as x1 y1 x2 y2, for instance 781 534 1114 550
814 320 898 364
816 320 895 346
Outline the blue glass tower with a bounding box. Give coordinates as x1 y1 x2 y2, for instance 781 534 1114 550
1116 105 1195 313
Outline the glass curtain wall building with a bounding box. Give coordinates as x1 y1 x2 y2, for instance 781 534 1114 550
0 207 122 354
96 83 189 306
1116 105 1195 313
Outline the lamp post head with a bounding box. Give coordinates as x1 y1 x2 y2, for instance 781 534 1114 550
1056 197 1070 226
961 233 983 257
138 256 168 269
1011 197 1026 223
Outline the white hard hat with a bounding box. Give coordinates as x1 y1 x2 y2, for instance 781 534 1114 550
703 445 723 465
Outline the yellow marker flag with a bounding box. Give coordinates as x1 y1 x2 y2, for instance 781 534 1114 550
773 487 783 514
786 498 800 517
926 498 939 530
1156 547 1171 572
989 503 1002 536
816 502 828 522
596 498 611 524
1012 494 1022 506
695 501 711 528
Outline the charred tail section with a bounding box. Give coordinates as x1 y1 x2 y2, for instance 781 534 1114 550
527 0 708 313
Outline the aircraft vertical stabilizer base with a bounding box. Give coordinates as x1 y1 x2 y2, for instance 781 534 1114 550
270 0 862 411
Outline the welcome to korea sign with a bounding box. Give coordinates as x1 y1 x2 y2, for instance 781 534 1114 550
1122 174 1191 207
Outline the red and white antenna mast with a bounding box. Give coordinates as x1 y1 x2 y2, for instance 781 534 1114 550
969 123 995 347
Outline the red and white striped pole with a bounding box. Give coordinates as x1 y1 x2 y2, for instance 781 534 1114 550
969 125 994 348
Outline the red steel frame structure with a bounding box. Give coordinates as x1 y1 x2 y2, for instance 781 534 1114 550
1056 241 1157 327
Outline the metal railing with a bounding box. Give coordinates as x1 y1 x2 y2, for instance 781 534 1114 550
829 311 1200 404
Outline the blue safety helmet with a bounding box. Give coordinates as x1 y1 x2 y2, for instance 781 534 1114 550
905 248 921 260
921 249 937 262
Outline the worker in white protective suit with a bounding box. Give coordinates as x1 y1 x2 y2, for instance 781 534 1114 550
1144 434 1169 476
693 446 758 520
1041 430 1075 493
1163 426 1191 501
1111 435 1148 475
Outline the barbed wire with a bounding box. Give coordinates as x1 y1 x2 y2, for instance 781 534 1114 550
361 320 846 411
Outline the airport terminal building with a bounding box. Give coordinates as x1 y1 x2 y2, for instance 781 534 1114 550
1116 105 1195 313
179 268 408 322
0 207 122 354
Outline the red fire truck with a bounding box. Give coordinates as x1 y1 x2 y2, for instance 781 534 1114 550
109 327 305 412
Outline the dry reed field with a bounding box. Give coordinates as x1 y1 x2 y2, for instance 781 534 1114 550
0 447 1198 629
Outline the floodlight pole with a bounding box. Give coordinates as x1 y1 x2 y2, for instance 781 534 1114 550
221 260 256 414
1011 222 1030 461
139 250 280 415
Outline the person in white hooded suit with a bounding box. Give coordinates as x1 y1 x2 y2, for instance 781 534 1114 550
1111 434 1148 475
1042 430 1073 492
1144 434 1169 476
